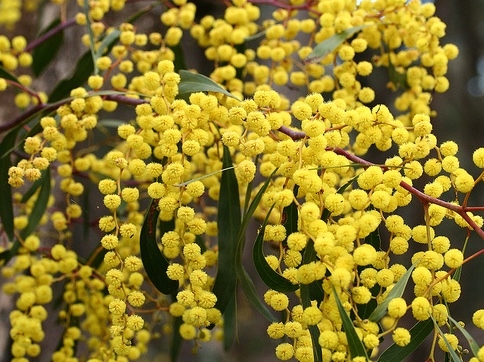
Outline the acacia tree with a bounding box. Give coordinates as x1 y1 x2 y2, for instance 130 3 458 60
1 0 484 361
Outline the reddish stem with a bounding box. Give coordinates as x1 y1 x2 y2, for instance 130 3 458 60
25 18 77 53
277 126 484 241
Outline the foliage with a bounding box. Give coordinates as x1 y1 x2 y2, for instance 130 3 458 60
1 0 484 361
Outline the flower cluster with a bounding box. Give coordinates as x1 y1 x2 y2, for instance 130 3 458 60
2 0 484 361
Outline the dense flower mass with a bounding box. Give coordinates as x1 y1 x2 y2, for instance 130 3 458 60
1 0 484 361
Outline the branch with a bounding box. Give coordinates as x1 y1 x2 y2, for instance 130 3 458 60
278 126 484 241
25 18 77 53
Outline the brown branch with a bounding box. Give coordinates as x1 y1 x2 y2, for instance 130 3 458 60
277 126 484 240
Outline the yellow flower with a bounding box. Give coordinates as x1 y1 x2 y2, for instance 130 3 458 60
392 327 411 346
411 297 431 320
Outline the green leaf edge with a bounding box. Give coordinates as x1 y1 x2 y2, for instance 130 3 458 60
305 25 367 64
253 204 299 293
0 168 51 262
368 262 417 322
0 64 20 83
377 319 434 362
32 18 64 76
448 315 480 356
139 199 179 295
178 70 241 100
212 146 242 314
332 285 369 359
236 169 280 323
0 136 17 241
431 315 461 362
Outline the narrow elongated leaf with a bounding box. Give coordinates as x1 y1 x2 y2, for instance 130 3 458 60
281 185 298 246
169 43 187 73
212 146 241 315
49 32 120 101
365 225 382 250
377 320 433 362
174 166 234 187
95 30 121 59
235 170 280 324
300 241 322 362
237 265 277 323
0 156 14 241
195 234 207 253
170 316 182 362
357 228 382 319
20 168 51 239
333 285 369 359
139 199 178 295
21 174 45 203
389 61 408 90
32 18 64 76
368 262 417 322
0 126 19 242
245 30 266 42
223 294 237 350
0 65 20 82
305 25 366 64
0 168 51 262
0 100 63 159
448 315 479 356
322 175 358 221
301 240 324 304
253 205 298 292
431 316 461 362
178 70 240 100
49 50 94 102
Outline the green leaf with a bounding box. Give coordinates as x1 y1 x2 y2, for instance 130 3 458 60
365 225 381 250
174 166 234 187
170 316 183 362
169 43 187 73
0 158 14 241
237 265 277 323
333 285 369 359
431 316 462 362
245 30 266 42
234 168 280 323
49 51 94 102
307 323 322 361
0 64 20 83
253 205 298 293
95 29 121 59
388 60 408 90
377 320 433 362
301 240 325 304
139 199 178 295
448 315 479 356
305 25 367 64
20 168 51 239
368 262 417 322
0 132 18 242
49 32 119 102
212 146 241 315
223 294 237 350
299 241 323 362
0 101 63 159
32 18 64 76
322 175 357 221
0 168 52 263
21 174 45 203
178 70 240 100
281 185 298 246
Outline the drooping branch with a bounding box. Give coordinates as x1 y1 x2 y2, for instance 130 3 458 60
278 126 484 241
